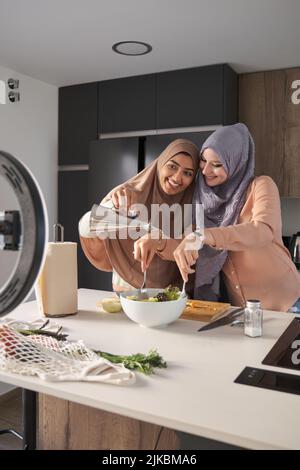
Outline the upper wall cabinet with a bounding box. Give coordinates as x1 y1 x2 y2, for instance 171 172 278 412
156 64 237 129
239 68 300 197
98 74 156 134
58 65 237 163
59 83 98 165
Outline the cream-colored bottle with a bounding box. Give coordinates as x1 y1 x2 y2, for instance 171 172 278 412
35 224 78 317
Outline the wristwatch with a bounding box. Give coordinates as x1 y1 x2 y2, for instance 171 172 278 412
185 230 204 250
194 230 204 250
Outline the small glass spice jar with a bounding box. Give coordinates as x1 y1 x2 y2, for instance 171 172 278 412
244 299 263 338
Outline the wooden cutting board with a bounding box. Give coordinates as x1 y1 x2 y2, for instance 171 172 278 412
181 299 231 323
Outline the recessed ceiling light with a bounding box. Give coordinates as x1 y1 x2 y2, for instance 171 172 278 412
112 41 152 56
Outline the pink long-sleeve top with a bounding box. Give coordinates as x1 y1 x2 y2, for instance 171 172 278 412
196 176 300 311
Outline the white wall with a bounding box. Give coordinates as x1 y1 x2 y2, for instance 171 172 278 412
0 64 58 286
0 66 58 395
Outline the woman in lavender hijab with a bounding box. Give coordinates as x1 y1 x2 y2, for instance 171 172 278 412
174 123 300 312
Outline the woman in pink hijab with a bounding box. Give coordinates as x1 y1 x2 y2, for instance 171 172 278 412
79 139 199 291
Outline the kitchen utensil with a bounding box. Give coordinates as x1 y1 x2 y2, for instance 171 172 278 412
135 270 148 300
180 281 187 298
120 288 187 328
230 319 244 327
197 307 245 331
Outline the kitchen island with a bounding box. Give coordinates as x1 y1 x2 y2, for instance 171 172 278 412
0 288 300 450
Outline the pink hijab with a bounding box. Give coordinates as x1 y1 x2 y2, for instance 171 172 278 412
103 139 199 288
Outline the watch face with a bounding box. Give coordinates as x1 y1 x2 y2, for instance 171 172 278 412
0 151 48 317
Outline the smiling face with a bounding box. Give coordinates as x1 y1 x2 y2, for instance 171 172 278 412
200 148 228 187
159 153 195 195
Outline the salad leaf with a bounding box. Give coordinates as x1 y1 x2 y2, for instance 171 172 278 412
126 285 180 302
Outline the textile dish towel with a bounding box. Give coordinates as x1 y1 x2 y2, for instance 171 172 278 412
35 242 78 317
0 324 135 385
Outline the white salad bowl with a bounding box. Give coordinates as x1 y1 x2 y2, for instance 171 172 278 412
119 288 187 328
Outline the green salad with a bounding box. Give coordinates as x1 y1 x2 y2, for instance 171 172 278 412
127 285 181 302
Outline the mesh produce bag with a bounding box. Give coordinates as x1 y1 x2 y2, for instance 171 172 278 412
0 324 135 385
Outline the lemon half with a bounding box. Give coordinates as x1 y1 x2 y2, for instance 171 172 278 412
98 298 122 313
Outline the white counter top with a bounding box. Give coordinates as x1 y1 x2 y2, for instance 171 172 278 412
1 288 300 450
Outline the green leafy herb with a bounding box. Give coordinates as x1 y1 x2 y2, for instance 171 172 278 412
15 325 167 375
15 321 69 341
94 348 167 375
127 285 181 302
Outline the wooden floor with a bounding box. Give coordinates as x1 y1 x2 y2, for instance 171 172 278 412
0 388 23 450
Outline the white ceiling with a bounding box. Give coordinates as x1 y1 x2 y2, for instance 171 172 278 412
0 0 300 87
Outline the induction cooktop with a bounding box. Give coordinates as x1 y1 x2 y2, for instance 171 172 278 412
235 366 300 396
235 318 300 396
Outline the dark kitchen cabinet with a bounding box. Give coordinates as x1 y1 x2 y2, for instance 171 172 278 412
98 74 156 134
144 131 214 167
156 64 237 129
85 138 140 290
59 83 98 165
89 138 140 204
58 139 140 292
58 170 102 289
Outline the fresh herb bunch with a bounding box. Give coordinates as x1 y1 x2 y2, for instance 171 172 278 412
95 349 167 375
15 325 167 375
16 320 68 341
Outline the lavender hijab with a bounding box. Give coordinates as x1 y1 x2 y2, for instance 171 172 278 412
193 123 255 300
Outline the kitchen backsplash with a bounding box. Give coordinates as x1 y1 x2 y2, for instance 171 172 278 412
281 198 300 236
